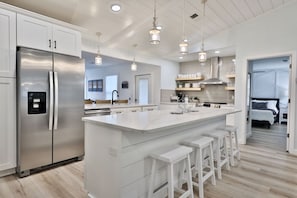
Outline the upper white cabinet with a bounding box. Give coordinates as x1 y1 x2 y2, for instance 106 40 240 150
0 8 16 78
0 78 16 176
17 14 81 57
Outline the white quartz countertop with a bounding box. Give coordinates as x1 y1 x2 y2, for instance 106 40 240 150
82 107 240 133
84 103 157 110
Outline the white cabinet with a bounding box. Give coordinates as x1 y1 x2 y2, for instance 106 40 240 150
0 78 16 176
52 25 81 57
0 8 16 78
17 14 81 57
110 107 142 115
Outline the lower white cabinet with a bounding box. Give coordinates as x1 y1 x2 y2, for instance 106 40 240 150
142 105 159 111
0 78 16 177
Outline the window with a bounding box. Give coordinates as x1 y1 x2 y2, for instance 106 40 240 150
105 75 118 99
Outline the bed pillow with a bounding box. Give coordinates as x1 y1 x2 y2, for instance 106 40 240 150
252 102 267 110
267 100 278 114
252 100 278 114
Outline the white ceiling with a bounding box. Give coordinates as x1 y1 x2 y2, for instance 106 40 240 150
2 0 295 62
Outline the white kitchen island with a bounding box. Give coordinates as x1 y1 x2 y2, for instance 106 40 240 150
82 108 239 198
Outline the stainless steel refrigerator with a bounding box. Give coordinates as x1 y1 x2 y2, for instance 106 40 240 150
16 47 85 177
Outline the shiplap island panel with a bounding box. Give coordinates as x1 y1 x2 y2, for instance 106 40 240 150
82 108 239 198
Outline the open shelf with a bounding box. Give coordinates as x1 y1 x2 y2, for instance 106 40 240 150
225 87 235 91
176 88 202 91
175 77 204 81
226 74 236 78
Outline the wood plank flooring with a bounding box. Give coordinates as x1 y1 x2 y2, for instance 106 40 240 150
247 124 287 151
1 144 297 198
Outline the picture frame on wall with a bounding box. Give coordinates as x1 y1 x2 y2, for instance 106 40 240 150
88 79 103 92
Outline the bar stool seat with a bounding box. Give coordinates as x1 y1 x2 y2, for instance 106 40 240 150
203 130 230 179
181 136 216 198
217 125 240 166
148 145 194 198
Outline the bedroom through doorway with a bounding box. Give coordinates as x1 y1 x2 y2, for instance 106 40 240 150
246 56 290 151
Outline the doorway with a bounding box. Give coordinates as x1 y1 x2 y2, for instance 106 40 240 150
246 56 290 151
135 74 152 104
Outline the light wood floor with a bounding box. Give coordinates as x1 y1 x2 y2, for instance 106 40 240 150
247 124 287 151
1 144 297 198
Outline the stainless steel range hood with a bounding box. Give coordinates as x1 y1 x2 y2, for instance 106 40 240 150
199 57 226 85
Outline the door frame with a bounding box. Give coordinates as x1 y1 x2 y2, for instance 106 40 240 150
135 74 152 104
243 51 296 154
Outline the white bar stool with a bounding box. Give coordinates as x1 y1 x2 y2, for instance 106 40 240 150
148 145 194 198
181 136 216 198
203 130 230 179
217 125 240 166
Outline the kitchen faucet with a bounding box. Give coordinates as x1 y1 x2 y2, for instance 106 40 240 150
111 90 119 104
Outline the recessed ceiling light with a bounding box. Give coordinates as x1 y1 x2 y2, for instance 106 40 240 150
214 50 220 54
111 4 121 12
179 56 183 59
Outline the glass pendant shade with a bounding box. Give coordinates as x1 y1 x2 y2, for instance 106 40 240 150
95 54 102 65
198 51 207 63
198 0 207 63
179 40 188 54
131 62 137 71
150 0 160 44
150 27 160 44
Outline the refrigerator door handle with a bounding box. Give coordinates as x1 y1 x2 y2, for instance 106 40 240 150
54 72 59 130
49 71 54 130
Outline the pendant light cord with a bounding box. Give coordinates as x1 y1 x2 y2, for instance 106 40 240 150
201 0 206 50
153 0 157 27
182 0 185 40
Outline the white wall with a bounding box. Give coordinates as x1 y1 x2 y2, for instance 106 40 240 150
82 34 179 90
85 63 161 105
234 1 297 153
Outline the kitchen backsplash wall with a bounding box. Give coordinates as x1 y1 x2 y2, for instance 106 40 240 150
160 89 175 102
179 56 236 104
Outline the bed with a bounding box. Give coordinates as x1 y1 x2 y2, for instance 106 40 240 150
250 98 280 129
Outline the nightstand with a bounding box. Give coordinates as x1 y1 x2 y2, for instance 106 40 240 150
279 107 288 124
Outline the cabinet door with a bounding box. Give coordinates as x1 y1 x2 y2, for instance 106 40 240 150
52 24 81 57
0 8 16 78
17 14 52 52
0 78 16 172
142 106 158 111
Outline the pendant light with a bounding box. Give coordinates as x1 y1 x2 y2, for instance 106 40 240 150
198 0 207 63
95 32 102 65
131 44 137 71
149 0 160 44
179 0 188 54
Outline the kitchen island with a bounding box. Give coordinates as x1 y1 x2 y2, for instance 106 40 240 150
82 107 239 198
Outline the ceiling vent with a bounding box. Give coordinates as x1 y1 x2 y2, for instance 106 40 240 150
190 13 198 19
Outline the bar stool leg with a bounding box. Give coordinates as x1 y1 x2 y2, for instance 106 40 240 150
234 131 240 160
215 140 222 180
167 163 174 198
186 155 194 198
229 133 235 166
148 159 156 198
224 136 231 171
209 142 216 186
197 148 204 198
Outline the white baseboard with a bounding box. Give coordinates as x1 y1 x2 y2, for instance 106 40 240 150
0 168 16 177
